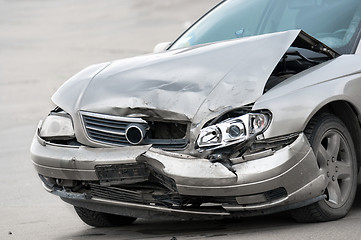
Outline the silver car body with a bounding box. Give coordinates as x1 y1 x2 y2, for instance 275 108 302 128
31 1 361 220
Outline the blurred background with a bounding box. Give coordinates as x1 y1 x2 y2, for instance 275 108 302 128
0 0 218 130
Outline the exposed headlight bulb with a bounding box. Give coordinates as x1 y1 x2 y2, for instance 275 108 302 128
228 124 244 138
197 112 270 149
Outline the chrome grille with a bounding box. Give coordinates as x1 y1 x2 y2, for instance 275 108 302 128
81 111 188 149
81 111 147 146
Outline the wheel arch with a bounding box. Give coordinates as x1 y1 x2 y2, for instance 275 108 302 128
306 100 361 172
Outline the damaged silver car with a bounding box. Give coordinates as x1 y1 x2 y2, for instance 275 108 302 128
31 0 361 226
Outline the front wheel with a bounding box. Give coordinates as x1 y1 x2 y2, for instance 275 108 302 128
291 114 357 222
74 206 137 227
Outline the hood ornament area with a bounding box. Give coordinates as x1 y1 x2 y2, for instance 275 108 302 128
125 124 148 145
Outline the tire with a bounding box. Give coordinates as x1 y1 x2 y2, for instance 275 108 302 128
291 114 357 222
74 206 136 227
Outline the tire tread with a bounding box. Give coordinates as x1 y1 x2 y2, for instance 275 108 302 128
74 206 136 227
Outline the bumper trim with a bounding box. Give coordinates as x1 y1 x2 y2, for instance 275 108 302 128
41 180 230 217
229 194 327 218
90 197 231 216
57 184 326 219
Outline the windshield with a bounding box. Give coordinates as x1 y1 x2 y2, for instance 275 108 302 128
170 0 361 54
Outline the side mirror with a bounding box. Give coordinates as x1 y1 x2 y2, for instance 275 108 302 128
153 42 171 53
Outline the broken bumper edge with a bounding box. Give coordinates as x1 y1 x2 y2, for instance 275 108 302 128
42 181 326 220
31 130 325 212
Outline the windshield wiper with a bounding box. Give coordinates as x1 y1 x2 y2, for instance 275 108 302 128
285 51 321 64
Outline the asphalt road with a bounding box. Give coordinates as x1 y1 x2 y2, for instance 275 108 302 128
2 1 361 239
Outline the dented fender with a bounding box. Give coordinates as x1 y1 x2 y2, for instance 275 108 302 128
254 55 361 139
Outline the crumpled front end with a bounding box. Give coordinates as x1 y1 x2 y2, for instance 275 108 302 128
30 30 334 219
31 122 325 219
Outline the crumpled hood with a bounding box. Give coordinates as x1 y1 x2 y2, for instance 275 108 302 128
53 30 303 124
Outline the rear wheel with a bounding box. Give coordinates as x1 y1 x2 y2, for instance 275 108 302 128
74 206 136 227
291 114 357 222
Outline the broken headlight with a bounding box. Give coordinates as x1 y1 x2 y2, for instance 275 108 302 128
197 113 270 149
39 112 75 140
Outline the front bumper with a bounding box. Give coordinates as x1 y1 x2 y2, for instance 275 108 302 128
31 128 326 216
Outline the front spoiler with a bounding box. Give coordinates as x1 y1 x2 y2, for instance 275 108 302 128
31 128 326 212
41 179 326 219
62 195 326 220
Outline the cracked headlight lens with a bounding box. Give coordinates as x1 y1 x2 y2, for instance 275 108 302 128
197 113 270 149
39 113 75 140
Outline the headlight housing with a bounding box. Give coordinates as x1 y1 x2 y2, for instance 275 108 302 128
39 112 75 140
197 113 270 149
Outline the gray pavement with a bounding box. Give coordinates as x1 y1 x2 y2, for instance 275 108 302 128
2 1 361 239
